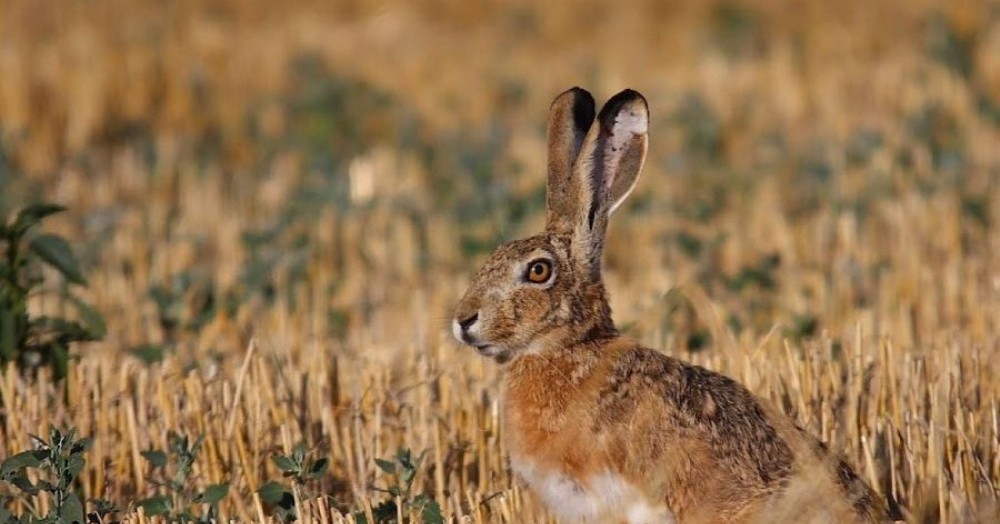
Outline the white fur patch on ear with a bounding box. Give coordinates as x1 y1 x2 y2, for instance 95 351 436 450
604 99 647 185
611 111 649 157
612 106 648 146
605 101 648 213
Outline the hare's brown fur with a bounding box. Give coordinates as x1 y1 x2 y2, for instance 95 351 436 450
453 87 891 523
503 338 885 522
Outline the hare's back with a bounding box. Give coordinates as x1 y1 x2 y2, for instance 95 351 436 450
597 346 795 488
596 345 887 522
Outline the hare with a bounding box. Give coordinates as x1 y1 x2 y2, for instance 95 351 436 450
451 87 892 523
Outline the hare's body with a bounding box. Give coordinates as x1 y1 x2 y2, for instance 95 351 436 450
452 88 891 523
503 339 882 523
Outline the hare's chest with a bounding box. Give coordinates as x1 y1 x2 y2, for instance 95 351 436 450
510 456 675 524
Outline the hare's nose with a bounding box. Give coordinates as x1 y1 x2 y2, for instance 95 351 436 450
453 312 479 343
457 312 479 332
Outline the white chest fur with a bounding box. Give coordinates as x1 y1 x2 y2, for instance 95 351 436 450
510 456 675 523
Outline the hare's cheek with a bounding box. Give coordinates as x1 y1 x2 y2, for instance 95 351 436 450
488 310 518 339
510 289 552 325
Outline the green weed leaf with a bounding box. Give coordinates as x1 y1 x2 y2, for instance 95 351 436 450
402 466 417 486
196 483 230 505
272 455 298 474
129 344 166 364
29 234 85 285
257 481 292 506
292 442 307 463
140 450 168 468
65 453 86 480
137 496 172 516
69 296 106 339
12 203 65 233
374 458 396 474
420 498 444 524
59 492 85 524
9 471 39 494
307 457 329 478
70 437 93 454
1 450 44 475
395 448 412 468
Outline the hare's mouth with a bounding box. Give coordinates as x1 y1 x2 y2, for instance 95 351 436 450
472 342 495 354
472 343 512 363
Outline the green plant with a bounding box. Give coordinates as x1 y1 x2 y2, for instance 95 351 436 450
136 431 229 523
356 448 443 524
710 2 761 59
0 203 105 379
257 442 330 523
148 269 224 339
0 426 106 524
926 11 976 79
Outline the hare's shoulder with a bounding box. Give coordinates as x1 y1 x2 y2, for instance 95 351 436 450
596 345 796 490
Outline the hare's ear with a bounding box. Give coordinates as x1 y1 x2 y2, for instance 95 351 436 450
545 87 596 234
569 89 649 276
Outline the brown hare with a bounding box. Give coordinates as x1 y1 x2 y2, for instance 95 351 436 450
452 87 892 523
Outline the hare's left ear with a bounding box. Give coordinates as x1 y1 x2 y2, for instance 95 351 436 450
569 89 649 277
545 87 596 234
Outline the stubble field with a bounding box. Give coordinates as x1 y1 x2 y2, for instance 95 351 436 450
0 0 999 522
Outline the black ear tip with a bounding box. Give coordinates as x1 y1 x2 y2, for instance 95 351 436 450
607 88 648 108
612 87 645 99
563 87 596 130
622 89 647 105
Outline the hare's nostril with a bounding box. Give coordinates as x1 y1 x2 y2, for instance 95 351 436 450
458 312 479 331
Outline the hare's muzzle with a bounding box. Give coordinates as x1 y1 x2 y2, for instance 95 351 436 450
452 311 479 345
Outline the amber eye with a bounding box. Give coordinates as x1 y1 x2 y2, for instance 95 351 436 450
525 259 553 284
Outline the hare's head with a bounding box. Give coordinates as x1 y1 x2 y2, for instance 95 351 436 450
453 88 649 362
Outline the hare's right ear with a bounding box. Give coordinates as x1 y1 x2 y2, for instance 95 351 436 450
545 87 595 234
566 89 649 277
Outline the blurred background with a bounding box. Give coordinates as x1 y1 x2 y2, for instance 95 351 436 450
2 0 999 351
1 0 998 521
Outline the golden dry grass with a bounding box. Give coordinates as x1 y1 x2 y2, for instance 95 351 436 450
1 0 999 522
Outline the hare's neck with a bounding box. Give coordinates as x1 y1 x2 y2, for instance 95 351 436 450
501 345 602 434
499 338 634 468
576 280 617 339
500 336 628 429
505 343 603 386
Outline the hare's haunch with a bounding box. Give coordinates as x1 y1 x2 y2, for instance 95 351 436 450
453 88 891 523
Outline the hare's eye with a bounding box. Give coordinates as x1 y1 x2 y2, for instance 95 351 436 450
525 259 553 284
